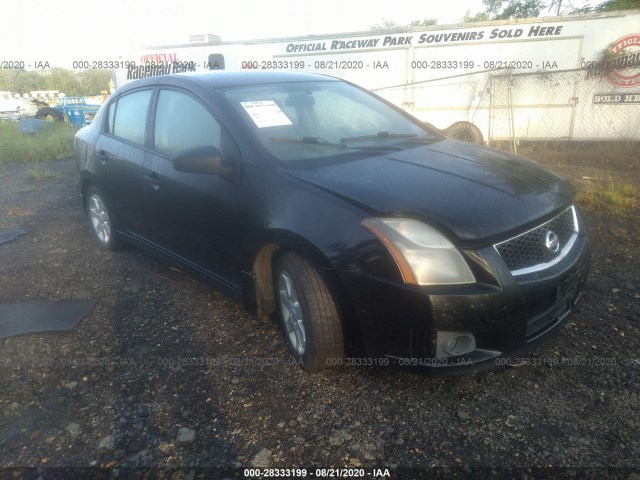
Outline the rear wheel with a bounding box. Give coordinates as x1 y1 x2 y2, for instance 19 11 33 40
85 186 122 251
275 252 344 371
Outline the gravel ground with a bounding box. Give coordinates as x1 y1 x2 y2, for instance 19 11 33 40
0 155 638 479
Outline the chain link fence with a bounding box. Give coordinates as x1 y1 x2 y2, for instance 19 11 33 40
376 67 640 164
489 68 640 153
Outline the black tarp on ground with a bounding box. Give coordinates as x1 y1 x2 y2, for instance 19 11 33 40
0 228 28 245
0 299 97 339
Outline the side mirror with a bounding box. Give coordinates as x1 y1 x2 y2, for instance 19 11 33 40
172 145 234 176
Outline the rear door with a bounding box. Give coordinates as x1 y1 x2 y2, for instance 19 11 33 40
94 88 153 231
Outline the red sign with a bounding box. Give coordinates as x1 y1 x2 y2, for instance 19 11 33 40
606 34 640 88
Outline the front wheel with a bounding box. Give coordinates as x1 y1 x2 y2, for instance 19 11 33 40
85 186 122 251
275 253 344 371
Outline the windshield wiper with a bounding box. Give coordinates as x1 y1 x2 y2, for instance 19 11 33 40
270 135 415 153
340 131 418 143
271 136 346 148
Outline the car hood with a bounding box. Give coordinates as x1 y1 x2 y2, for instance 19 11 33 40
283 139 574 244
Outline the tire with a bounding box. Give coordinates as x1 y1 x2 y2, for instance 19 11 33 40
85 186 122 251
443 121 484 145
423 121 442 134
35 107 64 122
275 252 344 372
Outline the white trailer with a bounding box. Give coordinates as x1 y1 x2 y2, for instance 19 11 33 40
113 10 640 144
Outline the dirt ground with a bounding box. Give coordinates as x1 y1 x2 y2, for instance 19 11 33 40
0 154 638 479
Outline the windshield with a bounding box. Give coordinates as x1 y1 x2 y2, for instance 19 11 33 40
223 80 440 162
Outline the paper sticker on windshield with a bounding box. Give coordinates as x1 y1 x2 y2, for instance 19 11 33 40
240 101 292 128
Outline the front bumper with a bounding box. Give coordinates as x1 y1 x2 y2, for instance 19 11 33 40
339 223 591 376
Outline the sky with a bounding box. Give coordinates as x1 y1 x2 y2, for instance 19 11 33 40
2 0 489 68
2 0 595 69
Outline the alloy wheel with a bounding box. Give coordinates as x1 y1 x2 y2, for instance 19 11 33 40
278 270 306 355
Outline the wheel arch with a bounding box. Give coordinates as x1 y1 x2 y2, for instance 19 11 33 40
80 176 92 198
250 230 356 348
79 175 100 210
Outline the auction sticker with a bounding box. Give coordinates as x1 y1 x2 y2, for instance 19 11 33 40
240 100 292 128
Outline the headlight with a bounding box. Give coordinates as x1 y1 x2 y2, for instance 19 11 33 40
362 218 475 285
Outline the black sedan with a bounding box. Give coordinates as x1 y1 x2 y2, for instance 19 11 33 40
74 71 590 374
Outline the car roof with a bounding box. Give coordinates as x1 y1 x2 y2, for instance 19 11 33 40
117 70 339 95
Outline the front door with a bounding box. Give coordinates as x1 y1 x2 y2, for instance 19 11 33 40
139 88 242 289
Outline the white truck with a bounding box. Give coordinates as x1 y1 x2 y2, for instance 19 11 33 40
113 10 640 144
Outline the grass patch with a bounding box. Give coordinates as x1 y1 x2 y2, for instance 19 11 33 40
500 140 640 172
576 176 639 216
491 140 639 216
24 163 61 181
0 120 75 165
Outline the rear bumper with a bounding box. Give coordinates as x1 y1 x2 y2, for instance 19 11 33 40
338 227 591 376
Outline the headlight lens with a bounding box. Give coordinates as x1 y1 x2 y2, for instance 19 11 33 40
362 218 476 285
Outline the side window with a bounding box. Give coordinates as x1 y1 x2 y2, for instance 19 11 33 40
111 90 152 145
154 89 221 156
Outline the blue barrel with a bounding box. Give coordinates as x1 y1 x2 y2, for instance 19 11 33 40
65 108 86 126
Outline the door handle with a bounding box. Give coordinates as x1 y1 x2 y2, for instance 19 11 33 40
96 149 108 164
144 173 163 190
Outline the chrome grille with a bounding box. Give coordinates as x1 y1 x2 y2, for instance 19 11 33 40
494 206 578 276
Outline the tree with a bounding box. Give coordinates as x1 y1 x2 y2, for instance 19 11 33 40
409 18 438 27
78 69 112 96
14 70 48 93
46 68 81 95
370 19 400 31
0 69 21 91
371 18 437 31
482 0 544 19
0 67 110 96
463 9 490 22
597 0 640 10
466 0 640 20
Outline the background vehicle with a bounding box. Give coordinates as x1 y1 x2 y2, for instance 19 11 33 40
112 10 640 145
0 91 100 125
35 96 101 125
